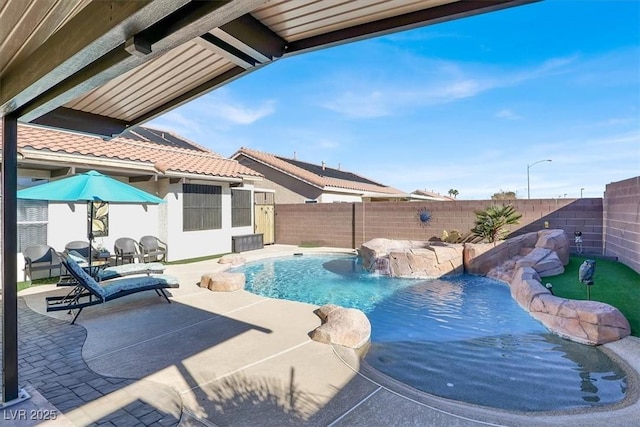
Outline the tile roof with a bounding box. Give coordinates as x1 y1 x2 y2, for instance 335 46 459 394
3 123 262 179
411 189 454 201
233 147 406 195
120 126 216 154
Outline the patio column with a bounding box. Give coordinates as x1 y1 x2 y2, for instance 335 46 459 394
2 113 19 404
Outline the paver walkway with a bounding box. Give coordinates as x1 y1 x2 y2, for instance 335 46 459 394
0 298 181 426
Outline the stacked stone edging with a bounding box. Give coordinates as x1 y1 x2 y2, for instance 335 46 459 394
464 229 630 345
359 229 630 345
509 266 631 345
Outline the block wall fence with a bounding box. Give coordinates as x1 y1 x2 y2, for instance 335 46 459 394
275 198 604 256
604 177 640 273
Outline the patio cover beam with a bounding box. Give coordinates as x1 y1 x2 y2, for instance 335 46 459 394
32 108 128 137
7 0 268 134
285 0 533 56
0 0 189 116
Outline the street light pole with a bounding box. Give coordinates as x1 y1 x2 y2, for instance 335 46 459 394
581 188 584 198
527 159 552 199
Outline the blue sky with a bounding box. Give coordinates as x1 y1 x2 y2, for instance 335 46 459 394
149 0 640 200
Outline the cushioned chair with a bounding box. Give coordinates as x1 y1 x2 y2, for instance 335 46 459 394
114 237 142 265
46 254 179 324
139 235 168 262
23 245 63 281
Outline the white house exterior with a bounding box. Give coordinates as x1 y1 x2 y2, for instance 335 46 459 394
8 124 263 273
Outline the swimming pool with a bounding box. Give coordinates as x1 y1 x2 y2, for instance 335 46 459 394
233 254 627 411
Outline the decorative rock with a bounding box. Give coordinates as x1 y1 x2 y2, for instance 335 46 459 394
536 229 570 265
218 254 246 265
310 304 371 349
361 239 463 278
464 241 510 276
200 272 245 292
514 247 565 277
529 296 631 345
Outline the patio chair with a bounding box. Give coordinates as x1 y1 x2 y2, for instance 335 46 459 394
65 240 110 261
23 245 63 282
46 254 179 324
114 237 142 265
139 235 168 262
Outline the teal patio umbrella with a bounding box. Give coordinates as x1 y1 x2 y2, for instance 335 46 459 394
17 170 165 270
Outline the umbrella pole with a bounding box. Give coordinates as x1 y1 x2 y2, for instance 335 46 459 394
88 202 93 274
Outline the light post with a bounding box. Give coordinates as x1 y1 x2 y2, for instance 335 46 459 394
527 159 552 199
581 188 584 198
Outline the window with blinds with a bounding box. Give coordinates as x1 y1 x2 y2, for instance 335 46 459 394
183 184 222 231
17 199 48 252
231 189 252 227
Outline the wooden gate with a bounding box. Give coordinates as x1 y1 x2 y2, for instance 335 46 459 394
255 204 275 244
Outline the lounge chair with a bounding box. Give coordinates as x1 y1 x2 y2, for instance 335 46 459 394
64 250 165 281
46 255 179 324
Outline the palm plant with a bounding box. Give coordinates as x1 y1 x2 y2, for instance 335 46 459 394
471 204 522 243
448 189 459 198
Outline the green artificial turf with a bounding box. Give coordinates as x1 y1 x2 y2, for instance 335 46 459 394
164 253 226 265
545 255 640 337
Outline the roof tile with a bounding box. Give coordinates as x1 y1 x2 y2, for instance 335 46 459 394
234 147 405 195
3 124 262 179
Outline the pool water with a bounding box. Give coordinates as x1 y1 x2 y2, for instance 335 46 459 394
234 255 627 411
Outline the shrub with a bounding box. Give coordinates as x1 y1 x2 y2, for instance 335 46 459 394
471 204 522 243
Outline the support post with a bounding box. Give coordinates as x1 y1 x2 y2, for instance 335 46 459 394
2 113 19 403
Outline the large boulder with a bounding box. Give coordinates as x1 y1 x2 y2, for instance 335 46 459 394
464 231 540 276
536 229 570 265
514 247 565 277
218 254 246 266
310 305 371 349
360 239 462 278
200 272 245 292
360 238 428 271
528 293 631 345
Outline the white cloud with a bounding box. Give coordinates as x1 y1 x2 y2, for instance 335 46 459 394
206 99 275 124
495 109 521 120
317 54 581 119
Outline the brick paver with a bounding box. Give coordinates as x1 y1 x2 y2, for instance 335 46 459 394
0 298 181 426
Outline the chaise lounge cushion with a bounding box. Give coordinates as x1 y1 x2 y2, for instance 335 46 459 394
63 254 107 300
99 262 166 281
101 274 179 297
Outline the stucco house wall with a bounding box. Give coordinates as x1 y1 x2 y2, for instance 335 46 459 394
164 181 254 260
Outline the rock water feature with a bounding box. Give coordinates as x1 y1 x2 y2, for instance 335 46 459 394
358 229 630 345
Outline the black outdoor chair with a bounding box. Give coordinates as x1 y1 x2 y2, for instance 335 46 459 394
23 245 63 281
114 237 142 265
139 235 168 263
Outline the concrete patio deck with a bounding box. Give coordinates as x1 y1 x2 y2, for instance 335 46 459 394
2 245 639 426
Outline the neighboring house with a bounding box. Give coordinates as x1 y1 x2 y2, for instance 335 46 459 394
231 147 409 203
4 123 263 265
410 189 455 201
